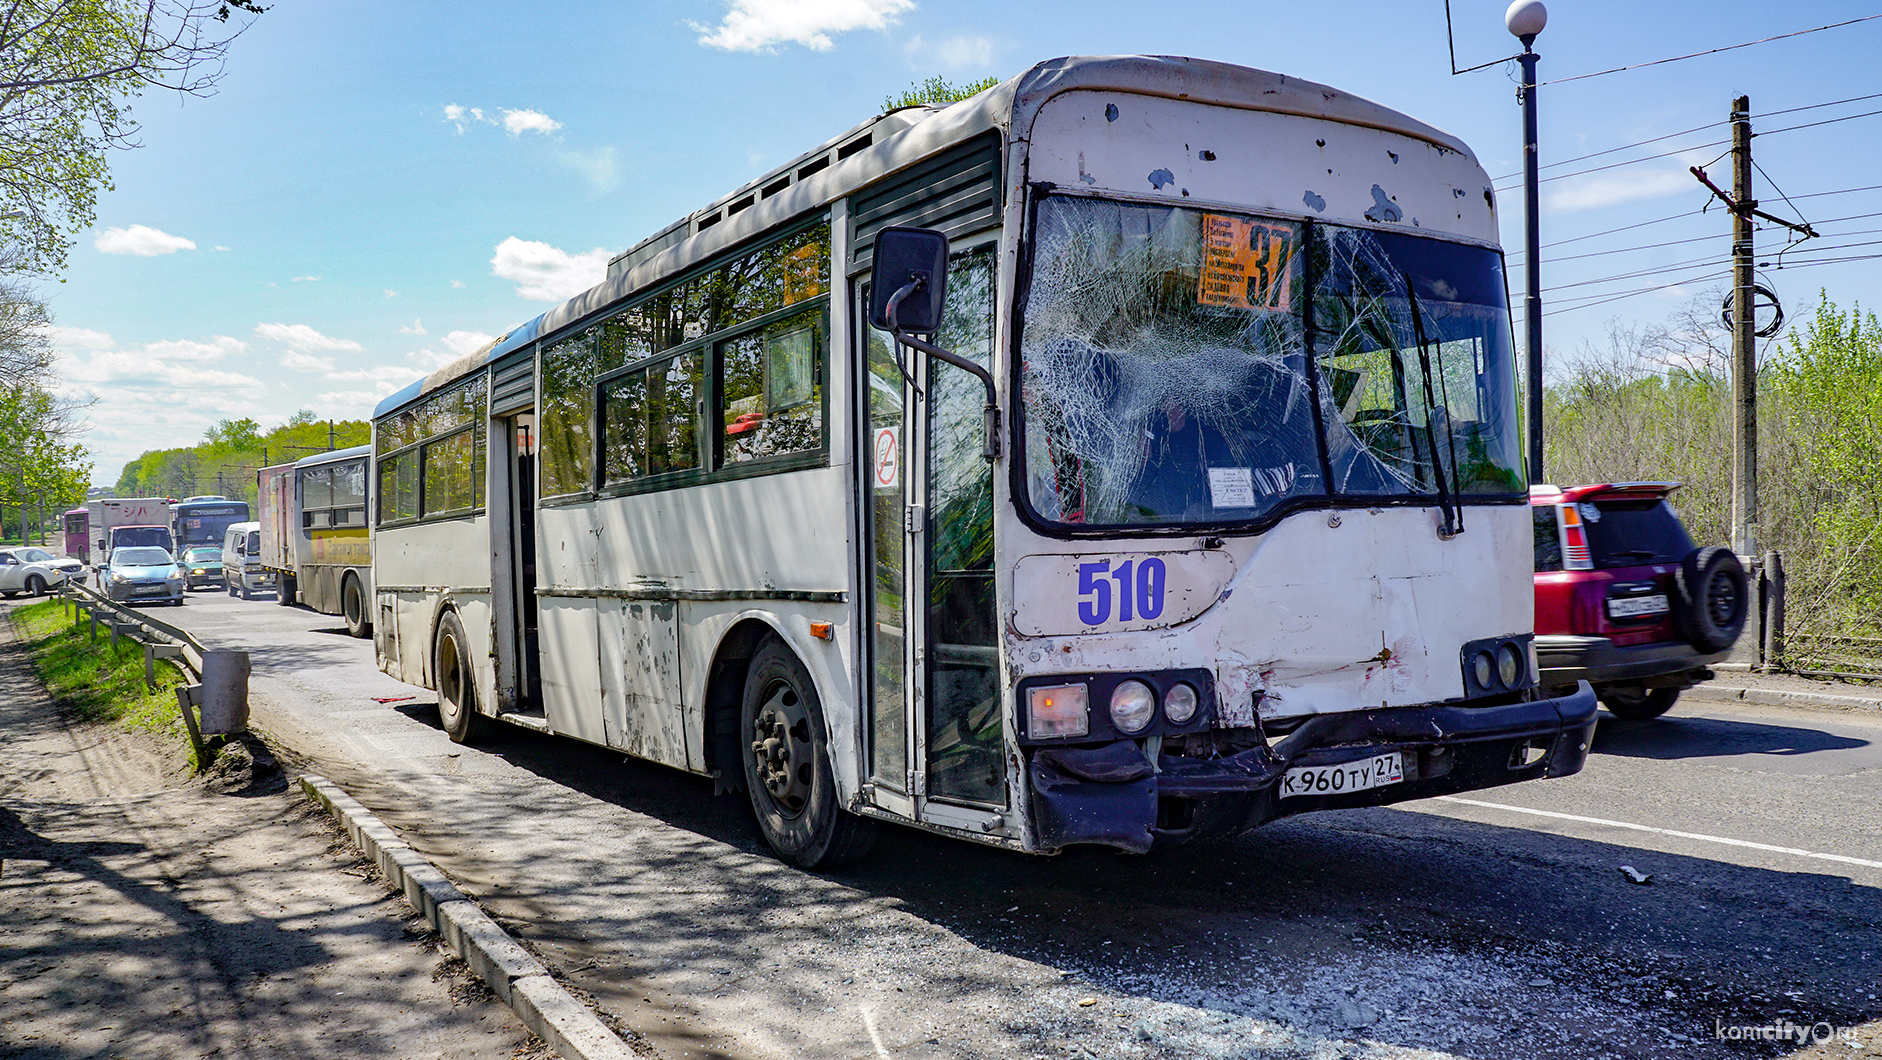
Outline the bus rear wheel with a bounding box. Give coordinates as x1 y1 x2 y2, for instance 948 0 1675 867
739 637 876 868
434 611 488 744
342 574 371 638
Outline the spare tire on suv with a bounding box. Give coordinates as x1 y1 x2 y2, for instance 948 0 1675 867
1675 545 1749 653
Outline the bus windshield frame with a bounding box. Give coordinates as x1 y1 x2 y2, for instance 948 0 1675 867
1015 192 1526 534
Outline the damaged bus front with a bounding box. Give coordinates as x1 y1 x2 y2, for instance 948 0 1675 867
983 66 1597 852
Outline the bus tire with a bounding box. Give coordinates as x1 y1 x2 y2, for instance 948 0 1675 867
739 637 877 868
277 573 296 606
342 574 371 638
434 611 488 744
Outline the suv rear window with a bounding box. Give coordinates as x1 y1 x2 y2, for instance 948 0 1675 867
1580 498 1694 568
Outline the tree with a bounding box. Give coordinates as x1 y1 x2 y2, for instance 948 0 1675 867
883 74 1001 112
0 0 265 275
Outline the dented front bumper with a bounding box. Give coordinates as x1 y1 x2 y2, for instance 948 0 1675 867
1027 682 1598 853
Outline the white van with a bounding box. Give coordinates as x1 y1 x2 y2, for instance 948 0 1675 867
220 521 275 600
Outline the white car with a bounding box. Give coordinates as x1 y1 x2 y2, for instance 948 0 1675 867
0 546 86 597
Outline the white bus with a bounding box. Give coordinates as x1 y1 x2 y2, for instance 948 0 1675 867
371 56 1596 866
258 445 374 635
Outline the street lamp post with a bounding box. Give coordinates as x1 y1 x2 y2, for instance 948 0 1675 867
1507 0 1547 485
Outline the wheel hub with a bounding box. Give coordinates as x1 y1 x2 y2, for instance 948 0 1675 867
749 684 811 817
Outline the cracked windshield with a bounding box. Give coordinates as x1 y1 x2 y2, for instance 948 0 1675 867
1019 195 1524 528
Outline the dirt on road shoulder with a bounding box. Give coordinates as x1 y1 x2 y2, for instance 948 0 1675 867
0 604 548 1060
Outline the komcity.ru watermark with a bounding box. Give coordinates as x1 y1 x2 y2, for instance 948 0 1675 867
1715 1018 1865 1045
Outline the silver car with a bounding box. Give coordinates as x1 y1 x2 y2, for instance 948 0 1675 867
102 546 185 606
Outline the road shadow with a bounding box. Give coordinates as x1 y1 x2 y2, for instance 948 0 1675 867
347 718 1882 1060
1592 711 1870 760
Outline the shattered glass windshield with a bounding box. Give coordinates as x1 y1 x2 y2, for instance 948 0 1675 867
1312 226 1524 498
1018 195 1523 529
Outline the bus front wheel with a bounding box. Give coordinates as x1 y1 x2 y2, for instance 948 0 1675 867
342 574 371 639
434 611 488 744
739 637 877 868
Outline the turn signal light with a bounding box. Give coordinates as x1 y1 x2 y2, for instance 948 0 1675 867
1028 683 1090 738
809 621 834 641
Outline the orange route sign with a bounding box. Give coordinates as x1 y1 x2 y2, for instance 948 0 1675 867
1197 214 1297 312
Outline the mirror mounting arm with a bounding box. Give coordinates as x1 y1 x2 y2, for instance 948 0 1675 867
891 329 1001 463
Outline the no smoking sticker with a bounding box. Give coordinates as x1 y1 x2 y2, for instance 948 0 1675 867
873 426 900 490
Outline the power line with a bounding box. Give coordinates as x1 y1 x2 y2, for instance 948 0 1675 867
1755 91 1882 120
1492 138 1729 194
1543 268 1735 317
1540 206 1706 250
1543 253 1730 294
1539 14 1882 86
1759 106 1882 138
1490 119 1725 184
1789 183 1882 201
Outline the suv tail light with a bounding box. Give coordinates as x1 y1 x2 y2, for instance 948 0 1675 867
1556 504 1593 570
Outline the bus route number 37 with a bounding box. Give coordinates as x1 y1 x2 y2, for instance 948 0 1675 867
1077 557 1167 626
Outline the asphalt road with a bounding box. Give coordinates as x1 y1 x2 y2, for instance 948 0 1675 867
86 587 1882 1059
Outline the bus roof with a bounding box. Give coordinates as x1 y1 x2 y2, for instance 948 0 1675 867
292 444 371 470
374 54 1477 422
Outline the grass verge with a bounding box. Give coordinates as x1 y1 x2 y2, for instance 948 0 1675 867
9 598 191 736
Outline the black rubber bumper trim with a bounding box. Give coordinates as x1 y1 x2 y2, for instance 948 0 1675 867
1536 635 1730 685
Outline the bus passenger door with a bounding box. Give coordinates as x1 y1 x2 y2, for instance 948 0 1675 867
861 245 1006 824
497 413 540 712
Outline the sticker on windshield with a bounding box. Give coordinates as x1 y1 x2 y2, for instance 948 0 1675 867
1198 215 1296 312
1207 467 1256 508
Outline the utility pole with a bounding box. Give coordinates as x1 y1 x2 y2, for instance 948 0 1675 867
1508 1 1548 484
1691 97 1814 558
1729 96 1757 558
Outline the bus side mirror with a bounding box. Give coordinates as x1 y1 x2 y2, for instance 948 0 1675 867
869 226 950 334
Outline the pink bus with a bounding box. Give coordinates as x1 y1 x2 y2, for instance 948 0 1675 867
62 508 89 563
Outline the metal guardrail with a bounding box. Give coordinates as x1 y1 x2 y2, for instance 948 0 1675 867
54 581 249 757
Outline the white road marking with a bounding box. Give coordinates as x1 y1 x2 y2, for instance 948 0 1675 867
1435 796 1882 870
858 1004 892 1060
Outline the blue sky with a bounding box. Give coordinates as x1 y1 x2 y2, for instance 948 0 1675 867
46 0 1882 484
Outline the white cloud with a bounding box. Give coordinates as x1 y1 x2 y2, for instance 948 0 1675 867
903 33 993 71
280 350 335 373
384 288 398 298
450 280 466 289
444 103 563 138
48 325 116 351
559 147 619 195
490 237 610 301
254 322 365 354
692 0 914 52
325 363 423 384
212 245 230 252
291 275 321 282
398 319 427 335
95 224 197 256
502 108 562 136
1545 165 1697 213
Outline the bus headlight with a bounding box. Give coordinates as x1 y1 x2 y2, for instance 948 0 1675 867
1027 684 1089 739
1471 650 1495 690
1109 680 1156 734
1164 682 1199 724
1497 642 1524 687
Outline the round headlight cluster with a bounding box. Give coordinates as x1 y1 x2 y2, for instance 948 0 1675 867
1107 680 1203 733
1109 680 1156 734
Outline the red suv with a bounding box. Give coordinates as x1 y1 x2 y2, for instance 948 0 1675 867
1532 483 1748 719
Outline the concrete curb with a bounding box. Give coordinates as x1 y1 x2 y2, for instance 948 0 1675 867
298 774 638 1060
1686 683 1882 712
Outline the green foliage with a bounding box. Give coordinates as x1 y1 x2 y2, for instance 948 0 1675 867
0 0 264 275
883 74 1001 112
1545 290 1882 657
114 412 369 504
0 377 92 538
9 599 187 732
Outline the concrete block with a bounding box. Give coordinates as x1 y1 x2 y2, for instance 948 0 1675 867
436 899 548 1004
199 650 250 733
380 848 467 925
510 975 640 1060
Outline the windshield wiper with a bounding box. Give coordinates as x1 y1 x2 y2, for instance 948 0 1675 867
1404 273 1462 539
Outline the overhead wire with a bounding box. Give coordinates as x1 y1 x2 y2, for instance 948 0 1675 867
1537 14 1882 86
